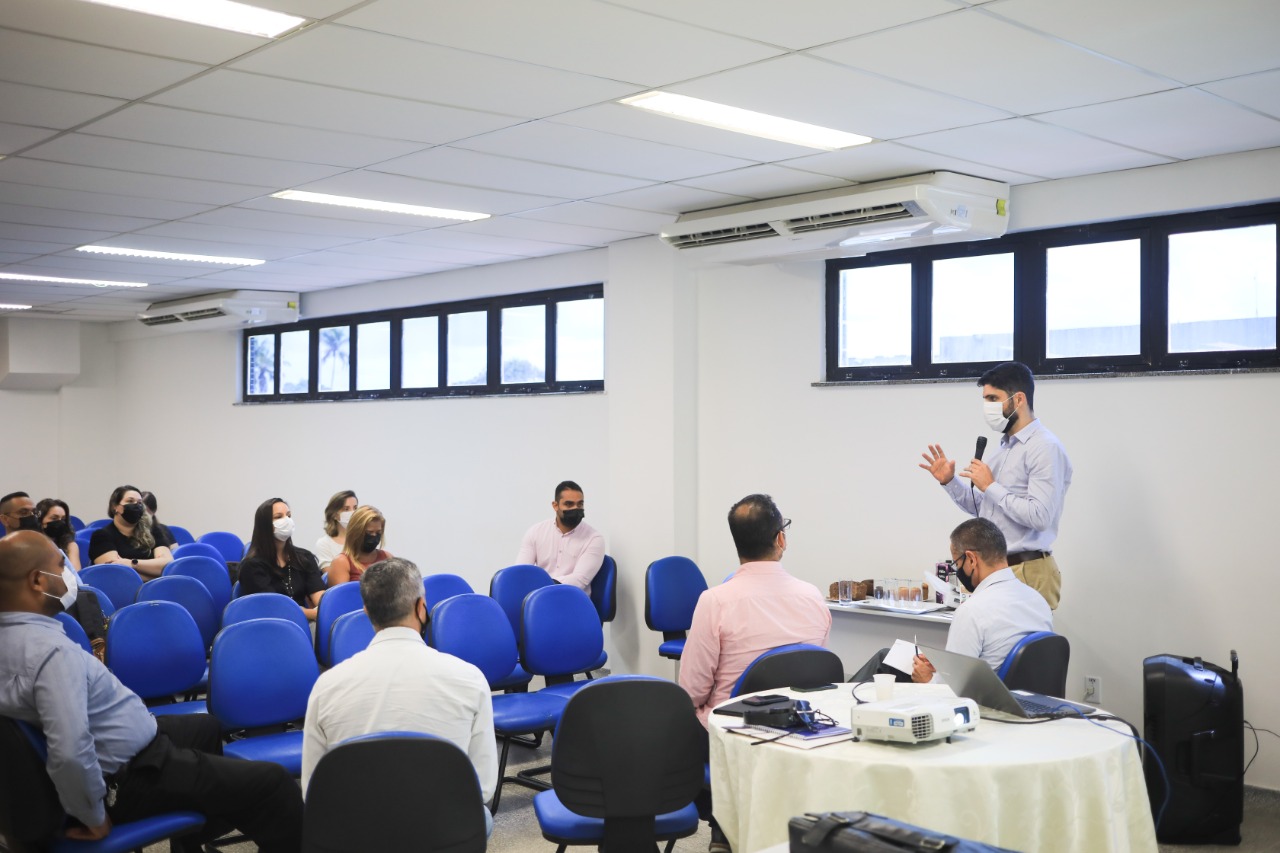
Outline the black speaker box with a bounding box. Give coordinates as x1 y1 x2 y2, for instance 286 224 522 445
1142 651 1243 845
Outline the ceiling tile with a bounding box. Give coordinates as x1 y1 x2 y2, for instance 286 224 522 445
902 118 1175 179
1201 70 1280 121
0 157 271 206
0 123 63 156
373 147 651 199
339 0 782 85
0 203 161 234
0 29 205 100
181 206 426 240
992 0 1280 85
450 216 645 247
382 229 589 257
513 202 675 232
229 25 638 117
678 164 853 199
297 246 513 268
811 10 1170 115
0 82 126 131
782 140 1041 186
585 183 752 215
133 221 360 251
282 170 568 217
0 221 118 247
0 181 213 220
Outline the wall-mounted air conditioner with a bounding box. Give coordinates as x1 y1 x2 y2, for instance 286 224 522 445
660 172 1009 263
138 290 299 330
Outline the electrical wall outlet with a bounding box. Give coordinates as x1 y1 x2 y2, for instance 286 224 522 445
1084 675 1101 703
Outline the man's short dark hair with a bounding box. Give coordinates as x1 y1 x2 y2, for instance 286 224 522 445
0 492 30 511
554 481 583 501
360 557 422 630
727 494 784 562
950 518 1007 565
979 362 1035 411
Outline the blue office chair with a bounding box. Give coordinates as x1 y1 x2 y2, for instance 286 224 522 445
54 611 94 655
68 515 86 532
223 592 310 637
644 556 707 660
86 518 112 531
533 678 704 853
315 581 364 666
0 716 205 853
429 593 567 812
172 541 226 565
79 563 143 611
164 554 233 616
589 555 618 624
521 585 604 701
303 732 487 853
329 610 377 666
106 601 209 715
74 529 94 561
423 572 474 611
208 617 319 776
79 584 115 619
197 531 245 566
231 580 241 599
999 631 1070 697
137 575 220 653
731 643 845 696
490 564 555 691
167 524 197 546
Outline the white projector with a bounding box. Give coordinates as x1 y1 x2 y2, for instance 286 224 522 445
849 697 980 744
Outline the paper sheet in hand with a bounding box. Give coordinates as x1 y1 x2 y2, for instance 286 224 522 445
883 638 918 675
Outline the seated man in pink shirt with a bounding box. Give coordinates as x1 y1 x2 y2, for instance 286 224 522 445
515 480 605 593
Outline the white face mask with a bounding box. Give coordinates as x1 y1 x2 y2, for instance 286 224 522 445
41 561 79 611
273 516 295 542
983 399 1014 433
338 511 354 528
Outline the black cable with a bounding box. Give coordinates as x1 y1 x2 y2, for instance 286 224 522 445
1242 720 1278 776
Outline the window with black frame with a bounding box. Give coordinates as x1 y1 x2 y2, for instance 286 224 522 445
825 202 1278 382
243 284 604 402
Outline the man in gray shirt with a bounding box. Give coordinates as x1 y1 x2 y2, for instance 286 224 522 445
0 530 301 850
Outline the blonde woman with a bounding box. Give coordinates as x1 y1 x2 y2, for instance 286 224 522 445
313 489 358 570
88 485 173 578
326 505 392 586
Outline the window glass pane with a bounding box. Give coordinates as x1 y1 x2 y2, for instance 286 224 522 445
318 326 350 392
402 316 439 388
246 334 275 396
501 305 546 383
356 321 390 391
557 298 604 381
278 330 309 394
447 311 488 386
931 254 1014 363
1046 240 1141 358
838 265 912 367
1169 224 1276 353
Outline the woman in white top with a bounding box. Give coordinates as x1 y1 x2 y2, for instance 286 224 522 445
313 489 357 570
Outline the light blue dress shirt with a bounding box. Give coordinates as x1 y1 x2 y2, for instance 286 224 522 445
946 568 1054 670
944 418 1073 553
0 611 156 827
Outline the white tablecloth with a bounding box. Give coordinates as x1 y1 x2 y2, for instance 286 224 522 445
708 685 1157 853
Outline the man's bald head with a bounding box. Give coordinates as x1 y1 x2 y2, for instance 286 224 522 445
0 530 65 614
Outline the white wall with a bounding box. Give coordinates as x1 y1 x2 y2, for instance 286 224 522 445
6 149 1279 790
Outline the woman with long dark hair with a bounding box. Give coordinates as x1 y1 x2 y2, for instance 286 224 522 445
36 498 81 570
238 497 325 620
88 485 173 578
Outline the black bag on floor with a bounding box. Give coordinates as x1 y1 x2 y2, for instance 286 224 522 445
789 811 1022 853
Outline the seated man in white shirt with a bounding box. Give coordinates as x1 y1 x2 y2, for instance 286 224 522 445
301 557 498 833
515 480 605 592
913 517 1053 682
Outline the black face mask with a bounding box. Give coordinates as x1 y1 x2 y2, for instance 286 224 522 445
362 533 381 553
954 555 977 593
120 503 145 525
560 508 585 529
43 520 69 541
17 515 41 532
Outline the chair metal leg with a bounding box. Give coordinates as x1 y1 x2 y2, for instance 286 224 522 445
512 760 552 792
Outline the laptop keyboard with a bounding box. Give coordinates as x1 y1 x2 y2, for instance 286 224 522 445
1016 696 1059 716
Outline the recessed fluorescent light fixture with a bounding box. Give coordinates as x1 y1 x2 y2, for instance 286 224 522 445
0 303 32 311
76 245 266 266
620 91 872 151
271 190 490 222
0 272 148 288
79 0 306 38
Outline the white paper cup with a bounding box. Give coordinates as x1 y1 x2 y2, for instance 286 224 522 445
873 673 895 701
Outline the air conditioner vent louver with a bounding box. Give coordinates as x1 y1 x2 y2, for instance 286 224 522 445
178 307 228 321
664 222 778 249
139 314 184 326
137 290 299 333
784 202 914 234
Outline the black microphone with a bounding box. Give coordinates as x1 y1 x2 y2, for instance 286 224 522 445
974 436 988 461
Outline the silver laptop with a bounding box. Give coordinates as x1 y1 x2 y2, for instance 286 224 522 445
918 644 1097 719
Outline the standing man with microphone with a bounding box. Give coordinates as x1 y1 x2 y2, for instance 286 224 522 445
919 362 1073 609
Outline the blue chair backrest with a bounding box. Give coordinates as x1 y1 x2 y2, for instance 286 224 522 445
68 515 85 532
489 564 554 637
330 610 377 666
997 631 1058 679
209 617 318 730
231 580 241 599
315 581 364 666
172 542 226 565
520 585 604 678
79 583 115 618
167 525 197 546
74 529 94 559
107 601 208 699
79 563 143 610
54 611 93 654
86 518 112 531
137 575 220 651
223 592 310 637
197 531 245 565
644 556 707 632
164 555 233 616
423 573 474 611
429 593 519 687
730 643 844 697
590 554 617 623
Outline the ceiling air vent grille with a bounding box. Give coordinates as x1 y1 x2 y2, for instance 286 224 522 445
178 307 229 321
139 314 184 326
784 202 914 234
662 222 779 249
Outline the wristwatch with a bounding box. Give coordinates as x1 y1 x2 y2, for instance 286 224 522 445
131 558 138 568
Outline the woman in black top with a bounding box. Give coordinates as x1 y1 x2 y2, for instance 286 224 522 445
237 497 325 621
88 485 174 578
36 498 81 570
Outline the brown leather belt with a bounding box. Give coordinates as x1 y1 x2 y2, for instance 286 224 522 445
1007 549 1049 565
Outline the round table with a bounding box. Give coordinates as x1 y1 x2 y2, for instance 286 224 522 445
708 684 1157 853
